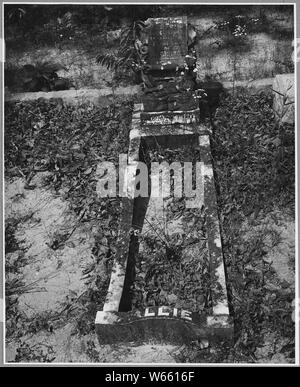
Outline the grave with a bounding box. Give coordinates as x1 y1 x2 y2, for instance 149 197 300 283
95 16 233 345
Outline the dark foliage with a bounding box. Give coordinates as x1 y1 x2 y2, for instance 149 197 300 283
5 63 72 92
96 21 146 74
5 98 133 338
213 90 294 216
212 90 295 361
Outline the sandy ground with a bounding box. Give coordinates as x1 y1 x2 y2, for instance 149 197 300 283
5 170 295 363
5 47 114 91
5 174 95 318
5 173 181 363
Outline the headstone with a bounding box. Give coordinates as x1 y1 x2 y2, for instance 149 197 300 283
273 74 295 124
95 17 233 345
141 16 197 113
146 16 188 67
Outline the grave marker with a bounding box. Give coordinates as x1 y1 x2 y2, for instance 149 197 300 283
95 17 233 345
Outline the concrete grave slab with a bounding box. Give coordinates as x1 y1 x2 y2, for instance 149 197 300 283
95 16 232 346
273 73 295 124
95 104 233 345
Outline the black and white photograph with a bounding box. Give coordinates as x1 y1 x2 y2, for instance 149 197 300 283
1 2 298 366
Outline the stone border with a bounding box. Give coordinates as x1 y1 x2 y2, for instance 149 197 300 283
4 76 277 106
95 103 233 344
222 77 274 92
272 73 295 124
4 86 142 106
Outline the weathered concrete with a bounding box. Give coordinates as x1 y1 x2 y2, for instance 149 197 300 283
223 77 274 92
199 135 229 316
140 109 200 126
95 309 232 344
146 16 188 67
95 104 233 344
272 73 295 124
95 16 232 345
5 86 142 106
5 77 277 108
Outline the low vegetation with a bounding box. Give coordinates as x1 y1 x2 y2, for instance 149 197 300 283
5 97 133 358
175 90 295 363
